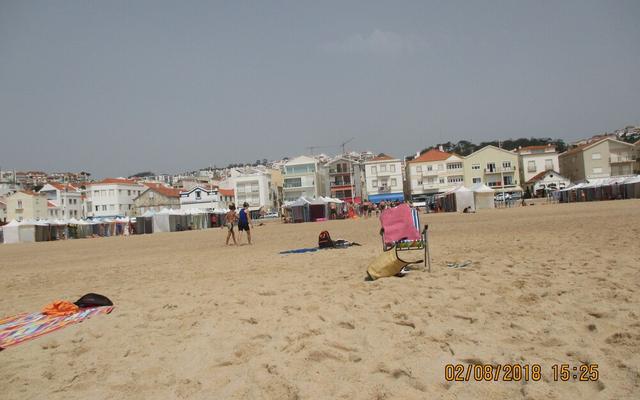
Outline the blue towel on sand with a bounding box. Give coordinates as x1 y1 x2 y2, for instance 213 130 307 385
279 247 319 254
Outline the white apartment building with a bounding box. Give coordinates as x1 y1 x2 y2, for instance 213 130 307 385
516 144 559 184
234 171 273 211
39 183 84 219
86 178 145 218
363 154 404 203
282 156 324 201
406 148 465 203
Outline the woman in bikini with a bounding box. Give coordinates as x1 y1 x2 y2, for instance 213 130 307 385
225 203 238 246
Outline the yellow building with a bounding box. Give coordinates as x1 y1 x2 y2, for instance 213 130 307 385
6 190 49 221
463 145 521 191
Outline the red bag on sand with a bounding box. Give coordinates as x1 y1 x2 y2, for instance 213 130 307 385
42 300 79 316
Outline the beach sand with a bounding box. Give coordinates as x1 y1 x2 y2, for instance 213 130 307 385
1 200 639 399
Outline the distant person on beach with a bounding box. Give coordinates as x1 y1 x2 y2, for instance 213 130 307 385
225 203 238 246
238 202 253 244
329 203 337 220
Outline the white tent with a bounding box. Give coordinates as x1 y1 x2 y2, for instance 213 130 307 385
2 220 21 244
471 184 495 210
453 186 475 212
152 208 173 233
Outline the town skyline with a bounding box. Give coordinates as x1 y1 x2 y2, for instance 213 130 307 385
2 1 639 177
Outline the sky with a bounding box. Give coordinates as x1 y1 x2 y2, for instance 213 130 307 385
1 1 639 178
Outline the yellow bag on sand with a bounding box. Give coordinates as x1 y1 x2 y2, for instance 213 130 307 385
367 248 409 280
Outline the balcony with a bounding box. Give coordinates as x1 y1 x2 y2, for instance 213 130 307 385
378 186 391 193
484 166 515 174
420 169 438 176
609 155 636 163
330 182 352 188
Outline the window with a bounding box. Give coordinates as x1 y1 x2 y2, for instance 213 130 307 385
372 179 378 187
391 178 397 186
380 165 387 172
371 166 377 174
17 200 23 209
448 176 464 183
545 159 554 170
447 162 463 170
415 166 422 173
390 164 396 173
527 161 536 172
471 164 480 170
439 178 445 184
128 190 131 196
503 176 513 185
427 165 433 171
284 178 302 188
196 191 201 199
95 205 99 211
502 161 511 169
486 162 496 172
416 179 422 186
472 177 481 184
102 205 107 211
592 153 601 160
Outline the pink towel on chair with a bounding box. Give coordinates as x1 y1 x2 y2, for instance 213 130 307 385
380 204 421 243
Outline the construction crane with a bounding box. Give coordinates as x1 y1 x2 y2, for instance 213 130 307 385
306 138 356 156
340 137 355 155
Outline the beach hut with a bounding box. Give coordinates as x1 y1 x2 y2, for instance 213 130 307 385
283 197 311 223
136 210 155 234
436 186 475 212
623 175 640 199
471 184 495 210
309 197 329 221
34 219 51 242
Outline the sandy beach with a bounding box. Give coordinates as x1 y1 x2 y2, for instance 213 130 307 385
1 200 639 399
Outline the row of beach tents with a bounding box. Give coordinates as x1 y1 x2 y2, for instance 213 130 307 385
555 175 640 203
1 208 235 244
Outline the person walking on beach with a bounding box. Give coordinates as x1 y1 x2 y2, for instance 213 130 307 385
225 203 238 246
238 202 253 244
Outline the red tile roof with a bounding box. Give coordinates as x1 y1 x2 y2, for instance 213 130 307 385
142 183 181 198
47 201 57 208
219 188 234 197
18 190 39 196
48 182 79 191
409 148 452 163
89 178 140 186
369 153 395 161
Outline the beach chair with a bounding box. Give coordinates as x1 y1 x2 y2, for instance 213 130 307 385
379 204 431 272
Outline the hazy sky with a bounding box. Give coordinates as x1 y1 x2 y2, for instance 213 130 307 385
1 1 639 178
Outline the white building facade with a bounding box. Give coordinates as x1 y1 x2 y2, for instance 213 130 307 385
363 154 405 203
86 178 145 218
524 170 571 197
39 183 84 219
282 156 324 201
234 171 273 211
179 186 220 211
516 145 560 184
